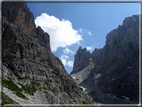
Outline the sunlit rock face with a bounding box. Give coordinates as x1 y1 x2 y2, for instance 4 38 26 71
71 15 139 104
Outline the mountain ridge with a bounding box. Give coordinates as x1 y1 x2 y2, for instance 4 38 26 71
71 14 139 104
2 2 96 105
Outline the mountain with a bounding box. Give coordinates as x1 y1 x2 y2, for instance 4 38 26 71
71 15 139 104
2 2 96 105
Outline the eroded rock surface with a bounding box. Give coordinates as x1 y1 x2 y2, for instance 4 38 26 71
71 15 139 104
71 47 91 74
2 2 96 105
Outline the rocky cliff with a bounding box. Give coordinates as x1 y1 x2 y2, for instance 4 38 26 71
2 2 36 36
71 15 139 104
70 46 91 74
2 2 96 105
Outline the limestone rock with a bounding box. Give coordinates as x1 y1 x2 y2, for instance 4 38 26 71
2 2 96 105
71 15 139 103
2 2 36 36
71 46 91 74
36 26 51 51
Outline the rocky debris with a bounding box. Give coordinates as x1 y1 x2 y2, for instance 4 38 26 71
71 15 139 103
70 46 91 74
71 62 137 104
71 62 95 85
2 2 96 105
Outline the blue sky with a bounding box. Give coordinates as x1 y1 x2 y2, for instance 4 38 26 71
27 2 139 74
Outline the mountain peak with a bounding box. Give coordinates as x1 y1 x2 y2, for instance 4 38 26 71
2 2 36 36
70 46 91 75
2 2 95 105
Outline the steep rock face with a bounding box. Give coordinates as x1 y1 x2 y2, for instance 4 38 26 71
71 15 139 103
36 26 51 51
2 2 95 105
91 48 103 64
2 2 36 36
70 47 91 74
95 15 139 102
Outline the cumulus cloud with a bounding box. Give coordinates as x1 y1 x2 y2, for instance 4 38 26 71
63 47 74 54
86 46 93 51
67 61 73 67
35 13 83 52
60 54 73 67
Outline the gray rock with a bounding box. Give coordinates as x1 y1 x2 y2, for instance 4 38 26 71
2 2 96 105
71 15 139 104
71 46 91 74
2 2 36 36
36 26 51 51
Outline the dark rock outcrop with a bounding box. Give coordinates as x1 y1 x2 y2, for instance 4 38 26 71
2 2 36 36
2 2 95 105
36 26 51 51
71 15 139 104
95 15 139 103
70 46 91 74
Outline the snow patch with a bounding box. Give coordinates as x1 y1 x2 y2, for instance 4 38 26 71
72 76 76 79
95 73 101 79
122 96 129 100
79 86 90 93
112 95 119 99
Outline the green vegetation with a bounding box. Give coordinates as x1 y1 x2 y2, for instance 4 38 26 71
2 92 18 104
84 97 91 104
18 81 40 96
3 77 42 100
43 87 59 93
3 79 28 100
82 101 88 104
17 77 25 80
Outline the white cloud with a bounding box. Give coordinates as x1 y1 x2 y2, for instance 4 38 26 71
86 47 93 51
79 28 83 33
60 54 73 67
35 13 83 52
88 31 92 35
78 28 92 35
84 29 92 35
63 47 74 54
67 61 73 67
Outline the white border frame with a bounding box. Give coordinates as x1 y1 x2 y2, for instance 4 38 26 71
1 0 141 107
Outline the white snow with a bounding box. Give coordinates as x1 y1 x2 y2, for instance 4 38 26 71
95 73 101 79
79 86 86 91
112 95 119 99
79 86 90 93
72 76 76 79
122 96 129 100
